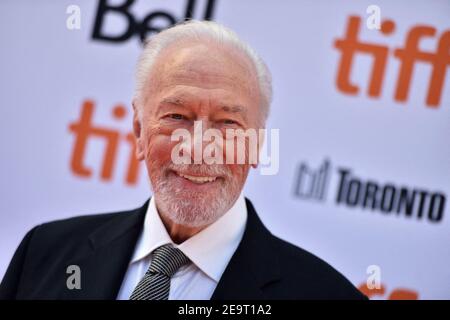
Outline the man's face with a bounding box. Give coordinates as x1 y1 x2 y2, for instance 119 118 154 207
133 42 261 227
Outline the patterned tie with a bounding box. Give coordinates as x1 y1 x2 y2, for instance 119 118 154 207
129 244 190 300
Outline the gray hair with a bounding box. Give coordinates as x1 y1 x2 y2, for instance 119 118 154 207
134 20 272 125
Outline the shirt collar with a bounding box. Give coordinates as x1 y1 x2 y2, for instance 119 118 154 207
131 193 248 282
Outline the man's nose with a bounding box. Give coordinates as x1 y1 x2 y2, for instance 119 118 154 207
189 119 217 164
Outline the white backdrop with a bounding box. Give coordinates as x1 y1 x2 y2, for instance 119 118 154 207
0 0 449 299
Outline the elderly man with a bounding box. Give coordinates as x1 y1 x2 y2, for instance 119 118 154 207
0 20 365 300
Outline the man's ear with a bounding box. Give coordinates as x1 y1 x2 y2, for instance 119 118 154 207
132 99 145 161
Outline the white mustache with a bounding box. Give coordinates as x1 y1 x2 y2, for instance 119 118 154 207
166 163 232 178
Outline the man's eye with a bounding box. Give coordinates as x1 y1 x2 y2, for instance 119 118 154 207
223 119 236 125
168 114 185 120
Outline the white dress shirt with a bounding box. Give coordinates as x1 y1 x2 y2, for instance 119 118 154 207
116 193 248 300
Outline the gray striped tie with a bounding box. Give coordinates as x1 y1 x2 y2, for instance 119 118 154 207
129 244 190 300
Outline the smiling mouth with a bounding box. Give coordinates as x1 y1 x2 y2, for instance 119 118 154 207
175 172 218 184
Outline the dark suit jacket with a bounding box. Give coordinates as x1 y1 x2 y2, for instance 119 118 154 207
0 198 366 300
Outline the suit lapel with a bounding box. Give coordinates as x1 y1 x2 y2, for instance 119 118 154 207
211 199 281 300
60 200 148 299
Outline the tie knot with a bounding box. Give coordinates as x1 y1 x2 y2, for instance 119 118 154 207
148 244 190 277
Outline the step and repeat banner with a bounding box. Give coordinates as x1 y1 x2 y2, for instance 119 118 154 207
0 0 449 299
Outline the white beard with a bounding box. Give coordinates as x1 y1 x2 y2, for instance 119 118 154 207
151 164 241 228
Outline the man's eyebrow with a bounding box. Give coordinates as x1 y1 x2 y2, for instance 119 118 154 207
219 104 247 114
219 104 248 122
160 97 186 106
158 98 248 119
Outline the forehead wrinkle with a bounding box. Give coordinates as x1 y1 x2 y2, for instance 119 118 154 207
157 91 249 123
153 41 259 94
160 94 247 112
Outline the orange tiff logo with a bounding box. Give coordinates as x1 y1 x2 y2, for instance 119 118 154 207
358 282 419 300
68 100 141 185
334 16 450 107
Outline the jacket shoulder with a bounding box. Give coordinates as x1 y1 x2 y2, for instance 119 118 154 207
269 235 367 300
34 210 126 241
20 210 127 259
0 208 138 299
